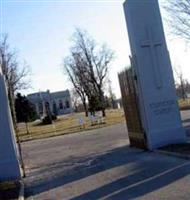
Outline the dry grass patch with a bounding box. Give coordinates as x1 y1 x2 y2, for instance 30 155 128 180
178 99 190 110
18 109 125 142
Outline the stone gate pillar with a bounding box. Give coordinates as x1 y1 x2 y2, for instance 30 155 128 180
0 66 21 181
123 0 186 149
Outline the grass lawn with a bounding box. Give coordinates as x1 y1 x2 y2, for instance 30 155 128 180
17 109 125 142
17 99 190 142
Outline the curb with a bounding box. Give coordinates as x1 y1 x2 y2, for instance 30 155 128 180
154 149 190 160
18 181 24 200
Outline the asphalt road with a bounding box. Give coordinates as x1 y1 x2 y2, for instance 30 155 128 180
22 110 190 200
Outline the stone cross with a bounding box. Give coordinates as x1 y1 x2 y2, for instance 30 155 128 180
141 27 163 88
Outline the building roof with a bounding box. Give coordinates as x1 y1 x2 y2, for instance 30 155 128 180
27 90 70 103
50 90 70 99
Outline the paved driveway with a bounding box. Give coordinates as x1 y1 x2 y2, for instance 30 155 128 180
22 111 190 200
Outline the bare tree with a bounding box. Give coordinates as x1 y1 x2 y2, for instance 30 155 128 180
174 65 188 99
164 0 190 41
64 55 88 116
70 88 80 112
64 29 114 117
0 34 31 127
0 35 31 93
108 78 116 109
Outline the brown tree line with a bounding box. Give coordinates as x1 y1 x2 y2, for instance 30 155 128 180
64 29 114 116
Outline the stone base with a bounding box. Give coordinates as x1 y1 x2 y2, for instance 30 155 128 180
0 180 22 200
147 126 186 150
0 159 21 181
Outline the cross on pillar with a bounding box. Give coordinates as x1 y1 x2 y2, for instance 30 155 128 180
141 27 163 88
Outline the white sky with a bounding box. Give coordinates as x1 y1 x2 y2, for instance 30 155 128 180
1 0 190 98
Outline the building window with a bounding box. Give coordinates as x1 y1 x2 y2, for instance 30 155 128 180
45 102 50 114
65 100 70 108
38 102 43 114
53 101 57 115
59 100 63 109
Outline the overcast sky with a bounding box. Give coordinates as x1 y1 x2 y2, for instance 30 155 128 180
1 0 190 98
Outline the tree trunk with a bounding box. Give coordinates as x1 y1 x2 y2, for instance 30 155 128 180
180 76 186 100
75 105 78 112
99 88 106 117
83 101 88 117
25 122 29 134
85 110 88 117
102 109 106 117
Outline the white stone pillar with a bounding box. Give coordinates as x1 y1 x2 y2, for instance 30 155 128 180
123 0 186 149
0 67 21 180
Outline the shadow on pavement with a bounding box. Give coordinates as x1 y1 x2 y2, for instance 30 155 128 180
24 145 143 197
24 144 190 199
71 160 190 200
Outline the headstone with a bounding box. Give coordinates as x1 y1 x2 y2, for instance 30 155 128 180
78 116 85 128
123 0 186 150
89 114 96 126
0 67 21 180
96 111 102 124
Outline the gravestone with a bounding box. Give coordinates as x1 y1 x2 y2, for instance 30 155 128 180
78 116 85 129
0 67 21 180
123 0 186 150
